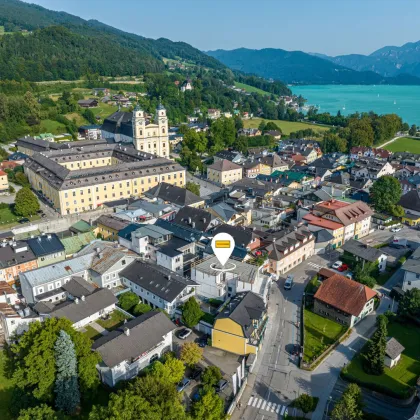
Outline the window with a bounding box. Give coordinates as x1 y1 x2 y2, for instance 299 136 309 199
122 259 126 266
416 274 420 279
38 287 44 294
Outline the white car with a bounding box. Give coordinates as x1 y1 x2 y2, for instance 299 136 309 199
178 328 192 340
390 226 402 233
332 261 342 269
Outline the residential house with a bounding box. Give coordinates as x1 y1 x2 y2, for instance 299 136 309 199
401 213 420 226
385 338 405 368
77 125 102 140
211 224 261 251
207 109 221 120
207 159 243 186
173 206 220 232
314 274 377 327
391 152 420 167
93 311 176 386
341 239 387 272
400 247 420 291
265 130 282 140
26 234 66 268
59 231 97 257
0 170 9 193
92 88 110 96
120 260 198 315
0 161 19 171
156 237 198 274
0 240 38 284
259 155 289 174
0 282 19 305
264 227 315 276
145 182 204 209
350 147 392 161
127 199 176 221
208 202 247 226
214 150 245 164
95 215 131 241
350 158 395 180
313 229 335 254
77 99 98 108
191 256 270 302
310 153 347 173
242 160 271 178
230 178 282 205
180 79 193 92
0 303 40 343
398 190 420 217
301 148 318 164
300 213 345 249
237 128 261 137
212 292 268 355
251 207 286 228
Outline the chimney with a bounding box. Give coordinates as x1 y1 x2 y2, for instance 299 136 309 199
124 327 130 336
75 298 79 304
188 217 192 224
168 275 171 281
191 222 195 229
81 295 85 302
95 247 101 253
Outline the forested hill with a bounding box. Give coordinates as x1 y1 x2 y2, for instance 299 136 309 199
207 48 420 85
0 0 225 81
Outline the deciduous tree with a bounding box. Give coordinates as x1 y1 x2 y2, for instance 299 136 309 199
191 387 226 420
180 342 203 367
186 182 200 196
182 297 204 328
409 124 417 136
132 303 152 316
201 366 222 387
14 187 40 217
293 393 318 417
54 330 80 414
370 176 402 214
398 288 420 317
118 291 139 312
17 404 58 420
151 354 185 385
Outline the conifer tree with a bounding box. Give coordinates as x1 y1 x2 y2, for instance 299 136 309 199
363 315 388 375
54 330 81 414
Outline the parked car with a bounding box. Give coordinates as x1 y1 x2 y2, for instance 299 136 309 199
18 218 30 224
337 264 349 272
177 378 191 392
284 274 294 290
216 379 228 393
199 334 209 348
332 261 342 269
391 225 402 233
189 367 203 380
178 328 192 340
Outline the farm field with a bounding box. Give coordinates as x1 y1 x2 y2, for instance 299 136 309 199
383 137 420 153
243 117 330 135
234 81 270 96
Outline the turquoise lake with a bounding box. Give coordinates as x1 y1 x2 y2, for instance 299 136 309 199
292 85 420 125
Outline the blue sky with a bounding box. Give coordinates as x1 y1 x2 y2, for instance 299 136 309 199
27 0 420 56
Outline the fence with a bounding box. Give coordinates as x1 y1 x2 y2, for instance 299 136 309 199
227 375 248 415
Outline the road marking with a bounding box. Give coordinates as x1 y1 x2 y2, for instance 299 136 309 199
271 403 276 412
275 405 281 414
266 402 272 412
261 400 267 410
252 397 259 407
248 396 254 406
257 398 263 409
281 406 288 416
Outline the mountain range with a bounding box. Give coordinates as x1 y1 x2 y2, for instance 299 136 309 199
206 47 420 85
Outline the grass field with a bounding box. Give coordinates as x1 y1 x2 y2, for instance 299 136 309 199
83 325 102 341
0 206 40 230
65 112 89 127
234 81 271 96
96 310 131 332
345 321 420 395
243 117 330 135
303 309 347 363
383 137 420 153
39 119 67 134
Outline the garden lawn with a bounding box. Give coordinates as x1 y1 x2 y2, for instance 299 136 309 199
0 205 40 229
0 351 13 420
303 308 347 363
96 310 131 331
384 137 420 153
243 117 329 135
234 81 271 96
345 321 420 396
65 112 89 127
83 325 102 341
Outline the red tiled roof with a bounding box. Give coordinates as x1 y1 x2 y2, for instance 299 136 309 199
0 170 7 176
303 213 343 230
314 274 377 316
315 200 374 226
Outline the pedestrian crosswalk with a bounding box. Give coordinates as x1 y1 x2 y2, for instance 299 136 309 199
307 262 323 270
247 396 288 416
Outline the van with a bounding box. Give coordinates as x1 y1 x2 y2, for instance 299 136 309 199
284 275 294 290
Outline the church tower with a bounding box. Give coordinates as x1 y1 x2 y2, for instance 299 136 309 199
133 101 169 158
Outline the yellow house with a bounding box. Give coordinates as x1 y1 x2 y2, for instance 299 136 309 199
94 214 130 241
212 292 268 356
401 213 420 226
207 159 243 186
0 170 8 192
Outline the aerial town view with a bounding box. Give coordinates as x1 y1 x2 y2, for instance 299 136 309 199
0 0 420 419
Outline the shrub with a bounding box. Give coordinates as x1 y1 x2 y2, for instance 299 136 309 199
118 291 139 312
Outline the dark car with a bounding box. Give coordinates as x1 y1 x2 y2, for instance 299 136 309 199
199 334 209 348
215 379 228 393
18 218 30 224
177 378 191 392
189 366 203 381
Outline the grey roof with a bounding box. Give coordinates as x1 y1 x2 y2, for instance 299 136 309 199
399 190 420 212
127 199 172 215
216 292 266 338
49 288 117 324
26 234 65 257
33 300 56 314
95 215 131 232
214 150 243 161
145 182 203 207
120 260 197 302
208 159 242 171
157 237 189 257
92 311 176 368
401 247 420 274
209 202 238 222
155 219 203 243
20 253 95 287
132 224 172 240
211 224 254 248
341 239 384 262
0 241 37 269
385 337 405 359
314 229 334 243
174 206 216 232
62 276 96 298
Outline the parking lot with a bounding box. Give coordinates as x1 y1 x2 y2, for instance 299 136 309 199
173 327 242 410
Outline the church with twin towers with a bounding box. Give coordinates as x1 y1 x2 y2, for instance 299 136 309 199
101 101 170 158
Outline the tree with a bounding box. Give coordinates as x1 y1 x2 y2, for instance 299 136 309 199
264 121 281 132
402 122 409 132
182 297 204 328
354 263 376 288
201 366 222 387
17 404 58 420
132 303 152 316
398 288 420 317
191 387 226 420
151 354 185 385
331 383 363 420
14 187 40 217
322 132 348 153
409 124 417 136
186 182 200 196
363 315 388 375
15 172 30 187
232 135 248 154
9 317 100 403
118 291 140 312
9 185 15 194
180 342 203 367
54 330 80 414
370 176 402 214
293 394 318 417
